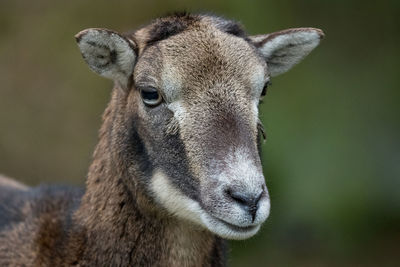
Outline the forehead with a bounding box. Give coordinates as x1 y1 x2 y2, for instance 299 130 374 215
134 21 267 102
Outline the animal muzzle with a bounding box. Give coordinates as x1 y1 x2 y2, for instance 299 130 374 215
198 147 270 240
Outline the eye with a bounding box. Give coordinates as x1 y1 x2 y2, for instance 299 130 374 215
140 87 163 106
261 80 271 97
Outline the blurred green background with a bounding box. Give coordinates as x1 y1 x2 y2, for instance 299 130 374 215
0 0 399 266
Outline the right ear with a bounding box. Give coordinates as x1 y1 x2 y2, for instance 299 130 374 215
75 28 137 89
249 28 324 77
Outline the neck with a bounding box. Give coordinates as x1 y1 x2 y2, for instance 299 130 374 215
71 92 226 266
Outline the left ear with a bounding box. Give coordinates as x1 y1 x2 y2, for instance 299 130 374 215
75 28 137 89
249 28 324 77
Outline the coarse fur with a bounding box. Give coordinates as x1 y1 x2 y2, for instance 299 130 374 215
0 12 323 266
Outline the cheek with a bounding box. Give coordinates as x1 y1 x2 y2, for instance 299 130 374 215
136 108 200 201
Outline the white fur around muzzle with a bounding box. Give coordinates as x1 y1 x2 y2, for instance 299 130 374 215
150 170 270 240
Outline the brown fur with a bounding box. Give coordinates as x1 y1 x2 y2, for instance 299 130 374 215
0 12 323 266
0 14 230 267
0 90 225 266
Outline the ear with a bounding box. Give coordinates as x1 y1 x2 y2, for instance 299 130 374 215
75 28 137 89
249 28 324 77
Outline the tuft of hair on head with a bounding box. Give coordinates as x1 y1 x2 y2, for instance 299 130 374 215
146 11 200 46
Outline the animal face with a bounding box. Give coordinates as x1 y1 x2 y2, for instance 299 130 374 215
76 13 323 240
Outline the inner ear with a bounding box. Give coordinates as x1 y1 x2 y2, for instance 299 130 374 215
250 28 324 77
75 28 137 89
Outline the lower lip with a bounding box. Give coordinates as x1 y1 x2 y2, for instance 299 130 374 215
213 216 259 233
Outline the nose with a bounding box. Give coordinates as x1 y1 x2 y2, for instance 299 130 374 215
226 188 264 222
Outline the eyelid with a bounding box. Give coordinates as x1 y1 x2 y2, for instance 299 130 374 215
265 78 271 87
136 82 157 90
140 87 163 106
261 79 271 97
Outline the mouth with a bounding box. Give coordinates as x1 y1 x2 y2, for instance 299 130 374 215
150 170 268 240
213 215 259 232
200 212 261 240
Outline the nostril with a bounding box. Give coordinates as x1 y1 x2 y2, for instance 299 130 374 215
226 188 264 222
227 190 251 206
227 189 263 206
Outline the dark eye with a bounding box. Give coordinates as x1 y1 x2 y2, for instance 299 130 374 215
140 87 162 106
261 80 271 97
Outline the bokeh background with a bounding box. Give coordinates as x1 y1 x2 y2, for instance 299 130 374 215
1 0 399 266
